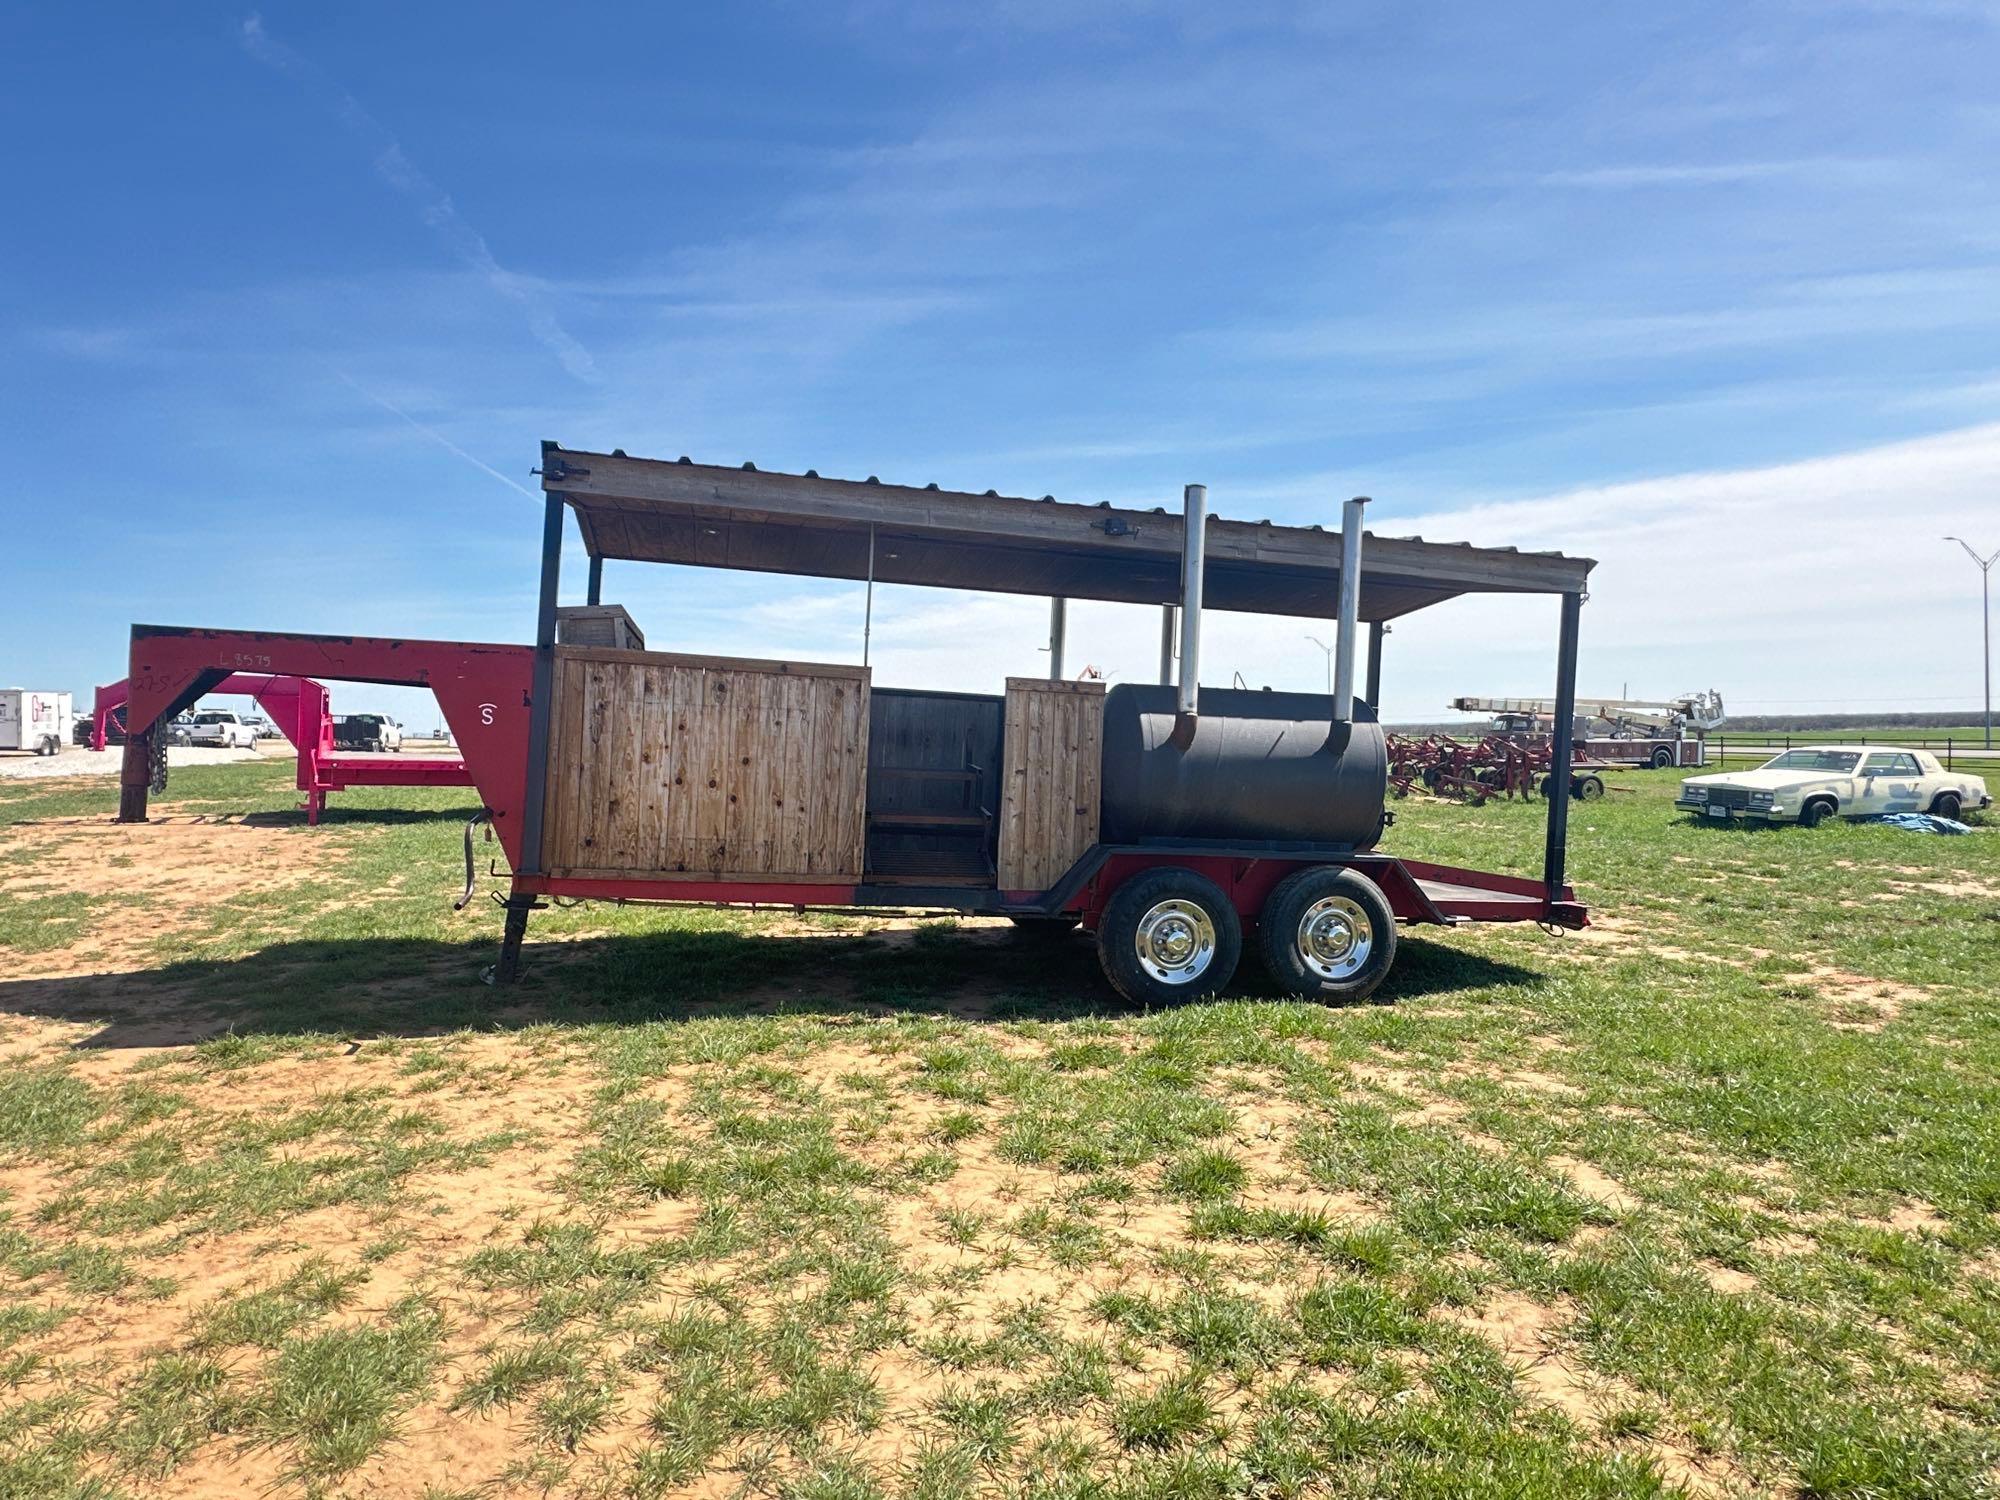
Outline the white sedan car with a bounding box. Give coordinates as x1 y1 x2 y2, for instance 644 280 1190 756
1677 746 1990 825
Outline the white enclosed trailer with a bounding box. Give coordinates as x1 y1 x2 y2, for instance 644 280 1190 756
0 690 72 756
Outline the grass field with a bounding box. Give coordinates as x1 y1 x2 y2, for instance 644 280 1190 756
1 759 1996 1498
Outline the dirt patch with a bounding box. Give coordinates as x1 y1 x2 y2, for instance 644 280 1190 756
1860 1200 1949 1237
1640 1440 1757 1499
0 814 348 977
321 1401 527 1499
1571 914 1651 949
1549 1156 1638 1214
1754 1232 1816 1258
1698 1261 1757 1295
1782 965 1928 1031
1443 1291 1635 1424
1394 1099 1467 1127
1501 1069 1583 1099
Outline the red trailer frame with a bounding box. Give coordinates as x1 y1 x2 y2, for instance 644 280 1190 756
94 672 471 823
112 444 1596 1000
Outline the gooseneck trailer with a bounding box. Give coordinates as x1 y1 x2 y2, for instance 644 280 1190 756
92 673 470 823
113 444 1594 1004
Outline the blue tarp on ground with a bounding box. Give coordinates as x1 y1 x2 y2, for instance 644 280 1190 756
1871 812 1974 835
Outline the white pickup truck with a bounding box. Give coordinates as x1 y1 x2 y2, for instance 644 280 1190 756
185 710 259 750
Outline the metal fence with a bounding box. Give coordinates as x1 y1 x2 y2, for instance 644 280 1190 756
1708 735 2000 772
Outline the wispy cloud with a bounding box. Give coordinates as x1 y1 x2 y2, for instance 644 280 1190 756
332 369 536 498
238 14 597 384
1531 160 1813 189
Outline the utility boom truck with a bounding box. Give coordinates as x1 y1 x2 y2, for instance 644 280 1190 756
1453 691 1724 770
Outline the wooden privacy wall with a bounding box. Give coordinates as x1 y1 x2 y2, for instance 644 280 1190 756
997 678 1106 892
543 647 869 881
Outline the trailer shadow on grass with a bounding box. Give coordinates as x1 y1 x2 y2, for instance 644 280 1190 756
0 926 1547 1051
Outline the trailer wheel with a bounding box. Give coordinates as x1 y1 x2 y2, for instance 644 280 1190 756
1650 746 1673 769
1096 868 1241 1006
1575 774 1606 800
1259 866 1397 1003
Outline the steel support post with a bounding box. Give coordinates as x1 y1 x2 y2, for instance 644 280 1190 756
1178 486 1206 718
1048 597 1067 680
1365 621 1385 711
1543 591 1583 901
586 554 603 608
1158 605 1176 685
494 897 534 985
518 490 565 875
117 728 152 823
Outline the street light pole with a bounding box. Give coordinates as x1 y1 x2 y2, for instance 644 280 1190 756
1945 537 1998 749
1306 635 1334 695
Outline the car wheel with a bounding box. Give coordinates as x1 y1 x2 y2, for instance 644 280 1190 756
1650 746 1673 769
1258 865 1398 1004
1096 867 1241 1007
1933 791 1962 820
1798 797 1838 827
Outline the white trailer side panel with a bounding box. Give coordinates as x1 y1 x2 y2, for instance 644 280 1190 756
0 690 73 752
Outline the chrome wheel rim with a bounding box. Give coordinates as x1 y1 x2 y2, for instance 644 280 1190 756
1298 896 1372 981
1134 899 1216 985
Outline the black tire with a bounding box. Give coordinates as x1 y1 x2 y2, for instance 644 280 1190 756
1095 867 1241 1007
1798 797 1838 828
1650 746 1674 769
1575 774 1606 801
1258 865 1398 1003
1933 791 1962 820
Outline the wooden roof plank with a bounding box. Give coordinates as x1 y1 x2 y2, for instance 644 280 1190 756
547 447 1592 619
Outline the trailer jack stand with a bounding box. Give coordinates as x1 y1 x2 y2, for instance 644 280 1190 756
487 894 545 987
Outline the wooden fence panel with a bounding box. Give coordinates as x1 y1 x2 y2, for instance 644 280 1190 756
543 647 869 881
997 678 1106 892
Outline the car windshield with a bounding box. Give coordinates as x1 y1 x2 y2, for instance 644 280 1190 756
1760 750 1860 773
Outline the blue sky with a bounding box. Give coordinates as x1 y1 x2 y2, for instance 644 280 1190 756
5 1 2000 727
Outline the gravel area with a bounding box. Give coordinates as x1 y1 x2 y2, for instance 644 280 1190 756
0 745 274 780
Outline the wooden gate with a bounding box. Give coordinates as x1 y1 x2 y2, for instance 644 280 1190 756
542 648 869 881
997 677 1105 892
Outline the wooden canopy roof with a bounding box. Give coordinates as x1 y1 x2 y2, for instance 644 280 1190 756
540 444 1593 623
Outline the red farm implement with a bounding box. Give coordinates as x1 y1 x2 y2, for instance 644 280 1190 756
95 671 473 824
1387 731 1613 804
